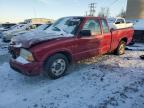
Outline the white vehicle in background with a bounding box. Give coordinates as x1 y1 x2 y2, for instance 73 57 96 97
2 24 41 42
0 25 10 33
107 17 133 29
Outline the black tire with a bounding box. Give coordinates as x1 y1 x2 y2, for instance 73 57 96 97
44 53 69 79
115 41 126 55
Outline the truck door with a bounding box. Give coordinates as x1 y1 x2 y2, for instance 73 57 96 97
100 19 112 54
74 18 103 60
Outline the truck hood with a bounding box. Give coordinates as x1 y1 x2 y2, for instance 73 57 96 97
12 30 73 48
12 30 30 36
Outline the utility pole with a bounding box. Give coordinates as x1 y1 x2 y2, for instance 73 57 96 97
89 3 96 16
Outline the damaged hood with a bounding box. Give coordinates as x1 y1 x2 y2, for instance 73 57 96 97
12 30 74 48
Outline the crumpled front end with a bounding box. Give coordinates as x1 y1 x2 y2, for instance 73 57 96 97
9 45 42 76
10 58 42 76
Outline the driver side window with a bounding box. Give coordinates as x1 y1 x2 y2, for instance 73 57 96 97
82 19 101 36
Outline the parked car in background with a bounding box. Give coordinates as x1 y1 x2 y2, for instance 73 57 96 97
107 17 133 29
0 24 16 38
0 23 16 33
9 24 52 39
1 23 16 29
126 19 144 43
2 24 41 42
9 16 134 79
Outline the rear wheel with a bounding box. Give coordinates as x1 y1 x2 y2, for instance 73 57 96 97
115 41 126 55
44 53 69 79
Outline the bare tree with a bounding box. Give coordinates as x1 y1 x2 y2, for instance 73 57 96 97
98 7 110 17
117 8 126 18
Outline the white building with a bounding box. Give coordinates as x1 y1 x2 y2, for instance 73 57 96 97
24 18 53 24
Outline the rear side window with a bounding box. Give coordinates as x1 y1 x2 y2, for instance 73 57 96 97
101 19 109 33
116 19 125 24
82 19 101 36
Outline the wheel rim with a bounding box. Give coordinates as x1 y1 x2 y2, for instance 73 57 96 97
119 43 125 54
51 58 66 76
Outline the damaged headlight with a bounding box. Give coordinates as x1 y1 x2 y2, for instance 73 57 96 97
20 49 34 62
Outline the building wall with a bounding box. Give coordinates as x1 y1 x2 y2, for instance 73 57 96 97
126 0 144 19
24 18 54 24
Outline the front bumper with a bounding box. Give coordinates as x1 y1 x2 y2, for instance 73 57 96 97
10 58 42 76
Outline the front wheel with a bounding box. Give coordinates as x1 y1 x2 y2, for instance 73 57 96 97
44 53 69 79
115 41 126 55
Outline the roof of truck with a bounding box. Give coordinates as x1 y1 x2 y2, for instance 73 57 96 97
62 16 106 20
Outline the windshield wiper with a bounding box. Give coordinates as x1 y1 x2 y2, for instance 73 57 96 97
54 26 61 31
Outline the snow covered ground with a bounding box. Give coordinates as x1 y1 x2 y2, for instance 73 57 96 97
0 43 144 108
127 43 144 51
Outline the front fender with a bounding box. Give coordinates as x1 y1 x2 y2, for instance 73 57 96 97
33 47 73 63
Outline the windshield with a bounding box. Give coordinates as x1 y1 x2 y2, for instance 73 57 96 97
46 17 82 35
35 24 49 31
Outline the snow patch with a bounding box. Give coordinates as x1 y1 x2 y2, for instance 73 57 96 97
126 43 144 51
16 56 30 64
0 50 144 108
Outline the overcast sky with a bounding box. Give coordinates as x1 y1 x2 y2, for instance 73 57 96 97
0 0 127 23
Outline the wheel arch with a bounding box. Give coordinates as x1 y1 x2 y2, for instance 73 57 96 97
121 37 128 44
43 50 73 69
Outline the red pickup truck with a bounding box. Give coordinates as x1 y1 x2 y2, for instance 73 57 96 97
9 16 134 79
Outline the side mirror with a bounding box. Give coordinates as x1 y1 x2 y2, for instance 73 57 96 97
79 30 91 37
